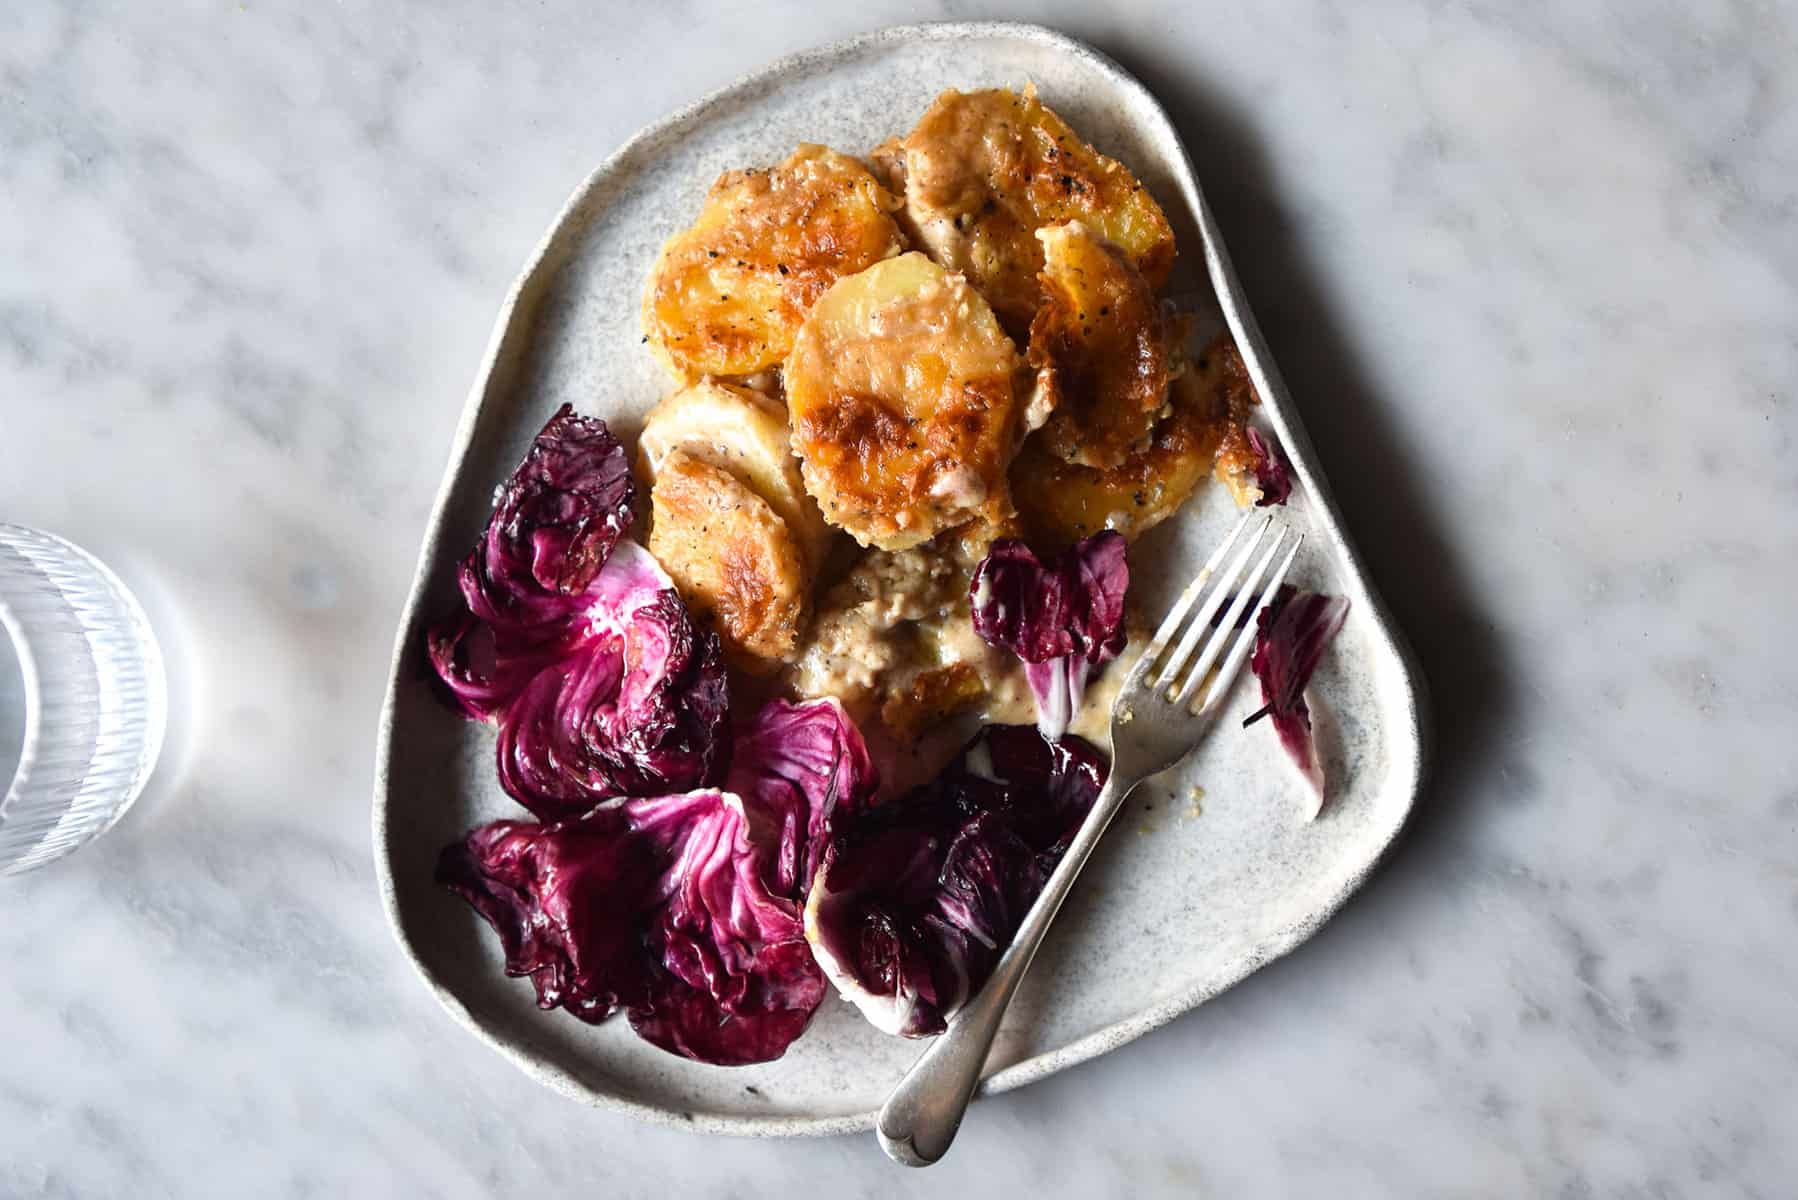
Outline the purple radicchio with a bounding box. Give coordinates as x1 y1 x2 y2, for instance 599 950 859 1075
426 405 639 721
726 697 879 899
1244 585 1350 817
437 696 877 1064
438 788 828 1065
803 725 1108 1037
493 542 730 819
970 532 1129 741
427 406 639 708
1245 427 1293 508
425 405 729 817
485 402 638 597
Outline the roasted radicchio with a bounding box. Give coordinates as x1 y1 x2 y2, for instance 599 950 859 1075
436 697 878 1065
438 790 826 1065
430 405 639 696
428 412 891 1066
1245 426 1293 507
426 406 729 817
970 532 1129 740
492 543 730 818
803 725 1108 1037
1245 585 1350 816
727 697 879 898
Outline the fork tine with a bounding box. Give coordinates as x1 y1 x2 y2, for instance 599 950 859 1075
1152 515 1272 691
1143 511 1256 663
1172 526 1291 705
1195 533 1303 714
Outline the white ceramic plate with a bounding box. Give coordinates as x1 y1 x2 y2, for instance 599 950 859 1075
374 21 1428 1136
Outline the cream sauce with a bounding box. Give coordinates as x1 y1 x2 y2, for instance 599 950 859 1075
1065 635 1146 749
789 542 967 711
790 544 1148 765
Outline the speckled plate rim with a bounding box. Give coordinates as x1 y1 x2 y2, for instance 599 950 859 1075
373 20 1430 1138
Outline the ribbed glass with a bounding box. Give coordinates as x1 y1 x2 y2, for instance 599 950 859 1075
0 525 166 875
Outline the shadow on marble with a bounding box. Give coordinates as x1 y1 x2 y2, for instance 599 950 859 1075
930 29 1526 1141
1096 32 1518 871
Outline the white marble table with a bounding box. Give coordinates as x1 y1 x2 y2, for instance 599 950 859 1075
4 3 1793 1195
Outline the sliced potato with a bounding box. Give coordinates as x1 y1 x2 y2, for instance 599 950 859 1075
637 378 833 568
1212 425 1264 507
641 144 905 383
1202 338 1266 506
888 86 1176 338
648 450 810 670
786 252 1021 551
939 503 1026 570
1012 334 1258 549
868 135 906 196
1029 221 1170 469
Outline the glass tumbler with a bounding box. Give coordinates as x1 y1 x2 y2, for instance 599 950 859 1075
0 525 167 875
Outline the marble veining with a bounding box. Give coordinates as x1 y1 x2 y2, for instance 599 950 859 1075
2 1 1794 1196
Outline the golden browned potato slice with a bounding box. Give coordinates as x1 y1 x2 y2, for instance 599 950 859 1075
648 449 810 670
1203 338 1268 506
1029 221 1170 469
1012 334 1258 549
887 86 1176 338
636 378 834 570
786 252 1022 552
1212 426 1265 507
641 144 906 383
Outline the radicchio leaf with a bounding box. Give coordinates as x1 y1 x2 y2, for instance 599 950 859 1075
425 406 729 815
804 725 1108 1037
726 697 879 900
438 788 828 1066
970 532 1129 740
1246 426 1293 507
436 805 654 1026
426 405 639 720
427 610 561 722
621 791 828 1064
488 403 637 597
482 542 728 819
1244 585 1350 815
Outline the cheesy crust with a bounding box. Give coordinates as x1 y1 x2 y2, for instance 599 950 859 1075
788 542 1030 741
636 378 833 570
881 86 1175 339
1012 334 1258 549
648 449 810 670
785 252 1021 551
641 144 905 383
1029 220 1171 469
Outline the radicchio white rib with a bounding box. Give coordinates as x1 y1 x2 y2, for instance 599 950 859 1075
438 697 879 1065
491 544 730 818
970 532 1129 740
1245 585 1350 815
803 725 1107 1037
426 406 730 817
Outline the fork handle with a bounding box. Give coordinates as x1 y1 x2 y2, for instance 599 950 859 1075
876 769 1143 1166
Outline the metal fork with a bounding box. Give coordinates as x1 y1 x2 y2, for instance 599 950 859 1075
876 512 1303 1166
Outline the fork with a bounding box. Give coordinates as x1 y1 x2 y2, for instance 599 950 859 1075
876 512 1303 1167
